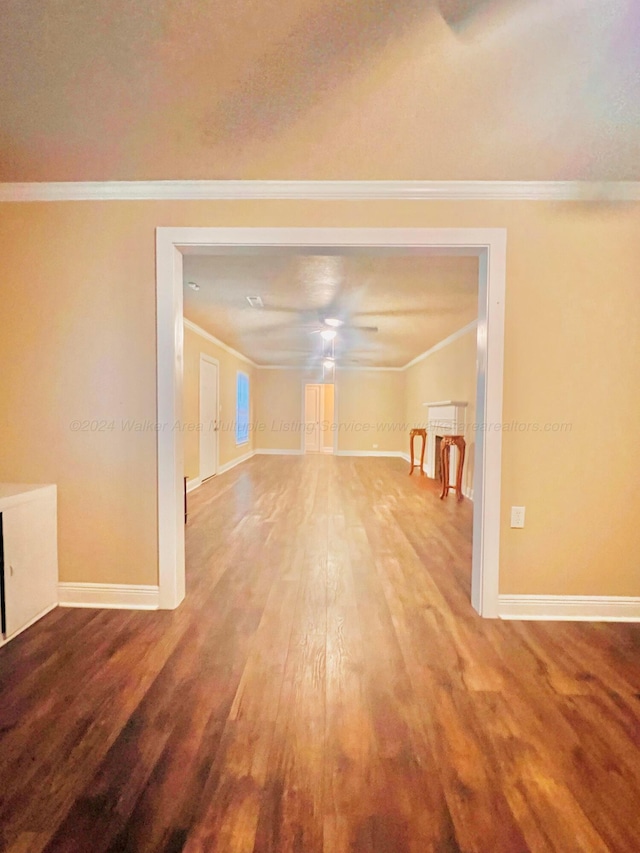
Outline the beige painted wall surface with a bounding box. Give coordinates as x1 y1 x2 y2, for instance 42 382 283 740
0 199 638 597
405 329 477 495
182 324 255 480
336 370 405 454
254 369 306 452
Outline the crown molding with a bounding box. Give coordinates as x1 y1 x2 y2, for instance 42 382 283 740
404 321 478 370
217 322 477 372
256 364 306 370
335 365 404 372
183 318 257 367
1 180 639 203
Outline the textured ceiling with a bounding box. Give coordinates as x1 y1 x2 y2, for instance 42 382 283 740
0 0 638 181
182 252 478 367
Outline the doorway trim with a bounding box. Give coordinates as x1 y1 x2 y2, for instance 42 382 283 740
156 227 507 615
198 353 220 482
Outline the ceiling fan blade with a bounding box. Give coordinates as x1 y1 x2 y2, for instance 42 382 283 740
241 321 306 337
343 324 379 333
354 302 474 319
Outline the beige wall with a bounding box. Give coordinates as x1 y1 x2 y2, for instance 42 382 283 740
405 328 477 495
0 199 638 598
335 370 405 454
183 323 256 480
253 369 306 452
253 368 404 455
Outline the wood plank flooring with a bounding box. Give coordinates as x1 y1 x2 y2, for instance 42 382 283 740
1 455 640 852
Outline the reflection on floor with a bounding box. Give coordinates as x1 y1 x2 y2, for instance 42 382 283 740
0 455 639 852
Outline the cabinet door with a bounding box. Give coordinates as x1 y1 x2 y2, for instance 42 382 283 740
2 496 58 638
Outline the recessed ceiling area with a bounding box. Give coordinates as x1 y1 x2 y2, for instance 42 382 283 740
182 251 478 367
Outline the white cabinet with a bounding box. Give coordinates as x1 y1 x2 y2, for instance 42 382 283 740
0 484 58 646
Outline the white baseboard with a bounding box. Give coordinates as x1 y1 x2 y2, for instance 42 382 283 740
0 602 58 648
217 449 256 475
498 595 640 622
335 450 406 458
254 448 304 456
321 446 334 454
186 476 202 493
58 582 160 610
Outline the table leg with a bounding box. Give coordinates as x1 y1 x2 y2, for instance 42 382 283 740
440 442 449 499
456 440 466 501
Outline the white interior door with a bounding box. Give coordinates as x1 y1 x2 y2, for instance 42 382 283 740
199 355 219 480
304 384 321 453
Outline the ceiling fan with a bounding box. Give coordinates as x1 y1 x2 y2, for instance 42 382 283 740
242 303 378 339
307 313 378 335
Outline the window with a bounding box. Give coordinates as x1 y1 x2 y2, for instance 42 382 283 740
236 371 249 445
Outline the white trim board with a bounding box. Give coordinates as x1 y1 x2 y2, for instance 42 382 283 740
254 448 304 456
193 322 477 374
58 583 160 610
405 322 477 370
498 595 640 622
157 226 507 618
255 365 303 370
335 450 407 458
186 476 202 493
184 318 257 367
217 449 255 475
1 180 639 203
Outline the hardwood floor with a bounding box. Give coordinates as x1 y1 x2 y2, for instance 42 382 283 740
1 455 640 852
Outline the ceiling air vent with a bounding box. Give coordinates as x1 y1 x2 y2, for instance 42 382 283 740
246 296 264 308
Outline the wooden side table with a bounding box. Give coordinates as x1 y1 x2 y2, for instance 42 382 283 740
409 428 427 475
439 435 466 501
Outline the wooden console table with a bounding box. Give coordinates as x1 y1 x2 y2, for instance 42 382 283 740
409 428 427 475
439 435 466 501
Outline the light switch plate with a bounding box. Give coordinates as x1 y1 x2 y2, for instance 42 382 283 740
511 506 526 528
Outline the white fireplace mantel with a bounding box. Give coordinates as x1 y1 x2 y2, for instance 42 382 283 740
419 400 468 482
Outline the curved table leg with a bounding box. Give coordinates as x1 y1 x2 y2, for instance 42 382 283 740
409 431 416 475
440 441 449 499
456 439 466 501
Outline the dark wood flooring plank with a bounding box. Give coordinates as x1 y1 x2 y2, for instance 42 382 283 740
1 455 640 853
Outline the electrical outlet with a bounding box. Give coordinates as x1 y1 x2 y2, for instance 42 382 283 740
511 506 526 528
373 443 378 449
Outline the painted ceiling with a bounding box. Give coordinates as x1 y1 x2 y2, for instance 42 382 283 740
182 252 479 367
0 0 638 181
